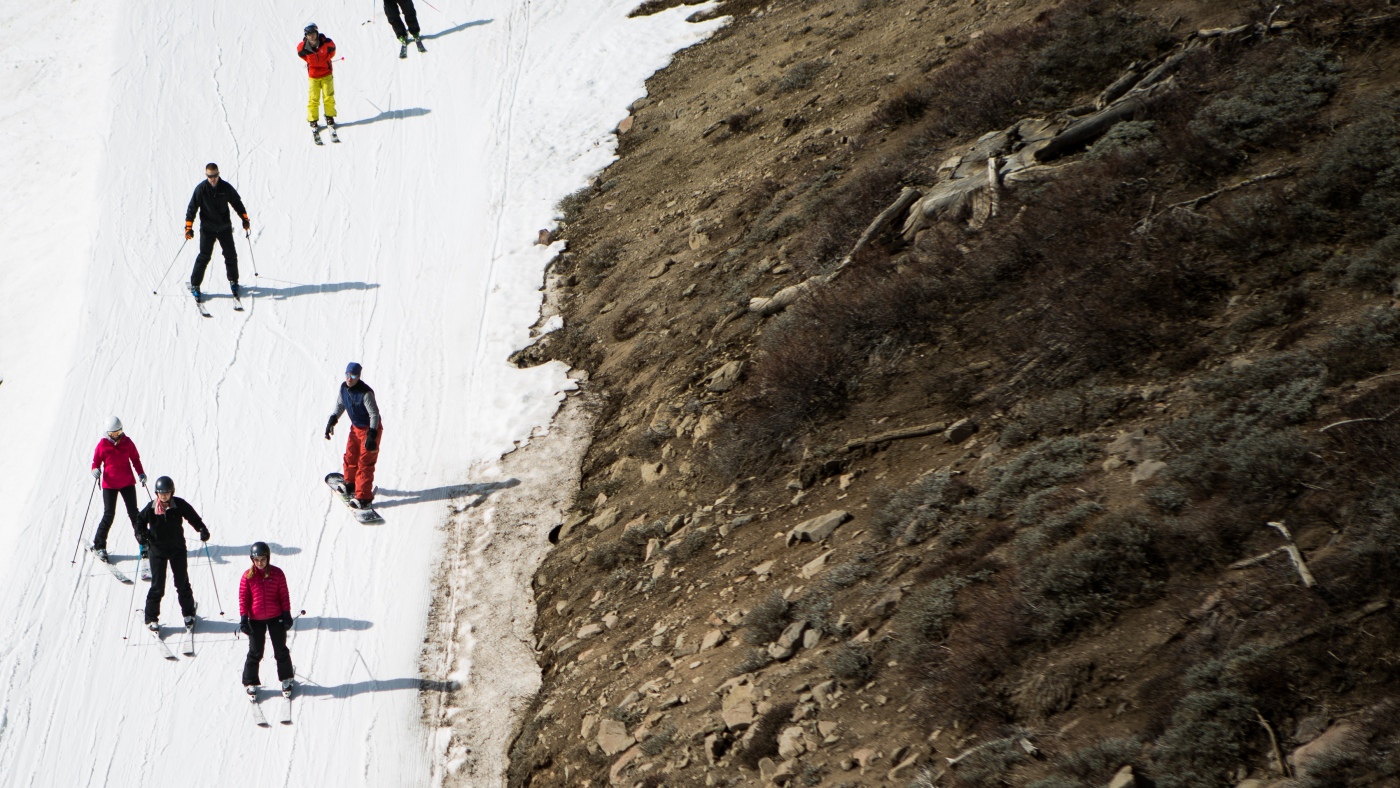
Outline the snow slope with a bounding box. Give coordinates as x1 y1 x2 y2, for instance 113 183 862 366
0 1 720 785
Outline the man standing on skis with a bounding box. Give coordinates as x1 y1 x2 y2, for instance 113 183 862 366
135 476 209 631
324 362 382 510
298 23 337 133
384 0 424 54
184 162 249 302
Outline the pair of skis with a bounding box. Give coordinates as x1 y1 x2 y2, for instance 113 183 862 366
400 36 427 59
89 546 150 584
148 621 195 661
312 123 341 146
191 289 243 318
249 685 294 726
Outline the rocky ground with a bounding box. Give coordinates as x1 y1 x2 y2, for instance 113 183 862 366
489 0 1400 786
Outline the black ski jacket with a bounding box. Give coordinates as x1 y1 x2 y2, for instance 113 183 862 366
135 497 208 558
185 179 248 232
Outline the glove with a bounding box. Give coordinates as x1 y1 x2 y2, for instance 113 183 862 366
324 416 337 440
134 529 147 546
91 468 101 480
279 611 294 629
365 430 378 453
239 616 251 635
184 221 194 240
198 526 210 542
241 213 251 231
139 474 148 486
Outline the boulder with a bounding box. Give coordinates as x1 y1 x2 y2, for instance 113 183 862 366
945 418 980 444
703 361 744 393
722 683 757 730
802 628 820 650
701 630 727 651
581 713 598 741
1291 720 1360 775
640 462 667 483
590 506 622 532
786 510 851 546
577 623 604 640
778 726 806 759
1130 459 1167 485
800 550 834 579
596 719 634 756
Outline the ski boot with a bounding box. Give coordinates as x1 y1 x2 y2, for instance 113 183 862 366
230 281 241 300
147 621 159 633
414 34 427 53
188 283 203 303
246 684 258 699
310 119 324 146
398 35 409 59
90 546 109 563
325 116 339 143
281 679 296 697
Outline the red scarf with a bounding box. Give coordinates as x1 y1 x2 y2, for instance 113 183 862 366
155 496 170 515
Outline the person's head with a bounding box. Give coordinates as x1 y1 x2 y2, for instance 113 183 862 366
345 362 363 385
104 415 123 440
205 163 219 184
250 541 271 569
153 476 175 502
304 23 319 42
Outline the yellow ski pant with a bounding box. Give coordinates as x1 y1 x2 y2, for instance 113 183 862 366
307 75 336 122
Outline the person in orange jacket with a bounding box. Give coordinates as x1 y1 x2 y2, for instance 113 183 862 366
298 23 337 133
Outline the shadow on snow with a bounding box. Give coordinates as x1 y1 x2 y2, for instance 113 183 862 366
294 677 459 698
235 282 380 300
420 19 493 41
335 108 431 129
371 478 520 510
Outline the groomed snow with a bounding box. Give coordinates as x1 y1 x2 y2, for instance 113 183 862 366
0 1 721 785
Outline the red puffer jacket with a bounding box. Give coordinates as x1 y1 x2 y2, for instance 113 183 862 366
297 35 336 78
91 435 145 489
240 565 291 621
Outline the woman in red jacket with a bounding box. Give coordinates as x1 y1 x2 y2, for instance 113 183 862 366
89 416 146 561
239 542 295 696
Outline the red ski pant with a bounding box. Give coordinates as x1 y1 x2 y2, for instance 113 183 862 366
342 425 382 503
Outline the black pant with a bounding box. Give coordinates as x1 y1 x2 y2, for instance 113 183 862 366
144 551 196 623
243 618 294 685
191 226 238 288
384 0 420 39
93 486 138 551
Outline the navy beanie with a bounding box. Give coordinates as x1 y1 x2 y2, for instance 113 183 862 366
346 362 363 377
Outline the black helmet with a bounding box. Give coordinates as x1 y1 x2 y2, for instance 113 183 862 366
304 23 318 34
250 542 271 559
153 476 175 494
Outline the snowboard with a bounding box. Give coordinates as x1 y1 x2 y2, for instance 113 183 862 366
324 472 384 524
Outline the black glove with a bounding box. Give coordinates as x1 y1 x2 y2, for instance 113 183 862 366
324 416 337 440
239 616 251 635
134 529 148 546
365 429 378 452
241 213 251 231
279 611 294 629
198 526 210 542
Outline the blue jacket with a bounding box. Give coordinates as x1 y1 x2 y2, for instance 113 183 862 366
331 381 380 429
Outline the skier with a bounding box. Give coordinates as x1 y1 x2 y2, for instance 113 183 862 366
239 542 295 697
298 23 338 140
134 476 209 630
324 362 382 509
89 416 146 561
184 162 250 302
383 0 425 56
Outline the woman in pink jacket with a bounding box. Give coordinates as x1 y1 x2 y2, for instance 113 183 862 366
239 541 295 696
88 416 147 561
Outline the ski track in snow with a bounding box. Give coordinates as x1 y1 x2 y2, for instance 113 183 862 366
0 1 723 786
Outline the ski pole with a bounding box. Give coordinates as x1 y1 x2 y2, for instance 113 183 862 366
203 543 224 615
151 239 189 295
288 610 307 647
123 552 144 641
70 476 100 564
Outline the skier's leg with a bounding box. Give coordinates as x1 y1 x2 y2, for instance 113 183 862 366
93 486 118 550
119 485 139 529
402 0 421 38
191 228 216 288
343 427 364 497
355 427 382 505
243 619 268 686
383 0 408 39
323 76 337 122
269 619 294 682
307 78 321 124
143 555 169 623
217 228 239 285
170 552 196 618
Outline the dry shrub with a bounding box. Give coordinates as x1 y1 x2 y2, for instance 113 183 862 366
741 591 789 644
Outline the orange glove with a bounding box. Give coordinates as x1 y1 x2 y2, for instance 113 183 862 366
241 213 251 231
184 221 194 240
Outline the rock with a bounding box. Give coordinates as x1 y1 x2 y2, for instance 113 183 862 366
800 550 834 579
1106 429 1148 462
647 259 672 279
674 633 699 657
703 360 744 393
645 538 662 562
852 747 877 768
840 758 856 771
602 612 619 630
581 713 599 740
596 719 634 756
578 623 604 640
868 587 904 620
1106 765 1136 788
705 732 728 765
1102 455 1126 472
701 630 727 651
758 757 778 783
786 510 851 546
1293 713 1330 745
802 628 820 650
640 462 667 483
722 684 757 730
818 721 839 738
617 691 643 710
652 558 670 580
1291 720 1359 775
617 115 634 134
608 744 640 785
945 418 979 444
591 506 622 532
888 753 919 781
752 560 775 576
536 228 553 245
777 620 807 650
778 726 806 759
812 680 838 705
1130 459 1167 484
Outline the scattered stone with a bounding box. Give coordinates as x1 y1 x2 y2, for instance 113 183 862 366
703 360 744 392
802 628 820 650
800 550 833 579
617 115 634 134
888 753 920 781
812 680 838 705
758 757 779 783
645 538 662 562
597 719 634 756
945 418 979 444
1130 459 1167 485
640 462 667 483
752 560 775 577
599 300 617 314
581 713 599 741
722 684 757 730
818 721 839 738
652 558 670 580
647 259 672 279
852 747 877 768
701 630 727 651
602 612 619 630
1102 455 1126 472
1291 720 1359 775
786 510 851 546
609 743 640 785
778 726 806 759
535 228 553 245
578 623 604 640
1106 765 1137 788
1293 713 1330 745
840 758 856 771
705 732 728 765
868 587 904 620
590 507 622 532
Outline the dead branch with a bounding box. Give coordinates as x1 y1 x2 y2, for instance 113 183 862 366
1267 521 1317 588
1229 547 1287 570
1171 167 1295 211
838 421 948 454
833 186 923 273
1256 710 1291 777
1318 405 1400 433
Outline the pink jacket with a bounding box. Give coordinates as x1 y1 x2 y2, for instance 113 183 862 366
240 565 291 621
91 435 145 489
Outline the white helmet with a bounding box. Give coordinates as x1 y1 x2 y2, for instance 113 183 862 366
104 416 123 433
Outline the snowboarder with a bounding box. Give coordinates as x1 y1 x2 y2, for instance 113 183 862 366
89 416 146 561
383 0 425 56
134 476 208 630
239 542 295 697
298 24 338 136
324 362 382 509
184 162 250 302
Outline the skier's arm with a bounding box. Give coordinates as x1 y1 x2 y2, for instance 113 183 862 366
225 184 249 227
180 498 208 538
278 570 291 615
238 573 251 618
185 185 201 224
133 504 152 543
91 442 103 473
363 389 381 431
324 38 335 59
129 441 146 483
